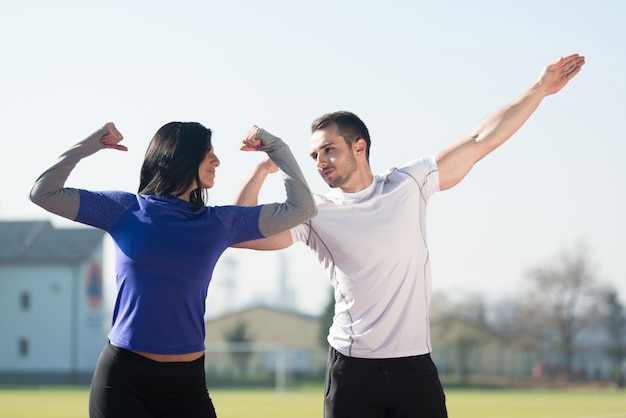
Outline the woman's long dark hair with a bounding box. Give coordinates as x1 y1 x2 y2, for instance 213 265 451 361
138 121 212 210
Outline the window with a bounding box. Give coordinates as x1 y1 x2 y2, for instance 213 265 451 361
18 338 29 357
20 291 30 311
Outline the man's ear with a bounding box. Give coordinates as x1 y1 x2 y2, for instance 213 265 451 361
354 138 367 155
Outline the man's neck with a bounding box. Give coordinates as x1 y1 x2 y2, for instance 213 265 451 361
339 170 374 193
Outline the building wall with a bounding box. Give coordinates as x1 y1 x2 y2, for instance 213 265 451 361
0 264 73 371
205 307 320 347
0 248 106 382
74 254 107 371
204 306 327 376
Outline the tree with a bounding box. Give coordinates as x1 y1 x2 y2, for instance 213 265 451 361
523 243 604 380
601 287 626 386
489 296 544 350
432 293 487 384
223 319 254 375
319 287 335 348
452 334 480 385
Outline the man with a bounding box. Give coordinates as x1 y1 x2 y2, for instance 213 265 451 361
234 54 585 418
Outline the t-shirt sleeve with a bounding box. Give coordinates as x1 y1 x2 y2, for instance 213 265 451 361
213 205 265 245
75 190 138 232
289 221 310 244
396 155 440 201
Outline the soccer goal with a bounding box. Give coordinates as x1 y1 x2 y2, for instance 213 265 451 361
204 343 296 393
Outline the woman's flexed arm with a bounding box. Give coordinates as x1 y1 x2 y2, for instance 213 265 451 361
238 125 317 238
30 122 127 220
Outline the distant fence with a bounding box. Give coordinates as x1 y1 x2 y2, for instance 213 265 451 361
204 343 325 392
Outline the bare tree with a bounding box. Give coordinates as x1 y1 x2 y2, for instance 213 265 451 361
523 243 604 380
600 287 626 386
432 293 488 384
489 296 543 350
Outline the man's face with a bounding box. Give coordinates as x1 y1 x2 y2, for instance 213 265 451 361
309 125 357 189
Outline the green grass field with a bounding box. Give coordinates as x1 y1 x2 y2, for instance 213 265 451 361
1 386 625 418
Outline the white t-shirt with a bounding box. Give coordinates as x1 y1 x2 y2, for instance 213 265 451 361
291 156 439 359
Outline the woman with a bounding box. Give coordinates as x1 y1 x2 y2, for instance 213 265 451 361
30 121 316 418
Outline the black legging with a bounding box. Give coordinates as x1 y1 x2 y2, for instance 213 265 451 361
89 341 217 418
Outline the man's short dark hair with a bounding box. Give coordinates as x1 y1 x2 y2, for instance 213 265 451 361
311 111 371 162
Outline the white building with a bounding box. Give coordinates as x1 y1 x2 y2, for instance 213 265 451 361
0 220 107 384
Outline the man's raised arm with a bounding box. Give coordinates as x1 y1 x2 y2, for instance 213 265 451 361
436 53 585 191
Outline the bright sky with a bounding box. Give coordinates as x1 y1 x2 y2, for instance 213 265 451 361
2 1 624 317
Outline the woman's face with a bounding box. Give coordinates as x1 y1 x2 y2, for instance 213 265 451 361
197 147 220 189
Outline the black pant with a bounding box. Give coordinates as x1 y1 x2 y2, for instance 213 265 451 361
324 347 448 418
89 342 217 418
